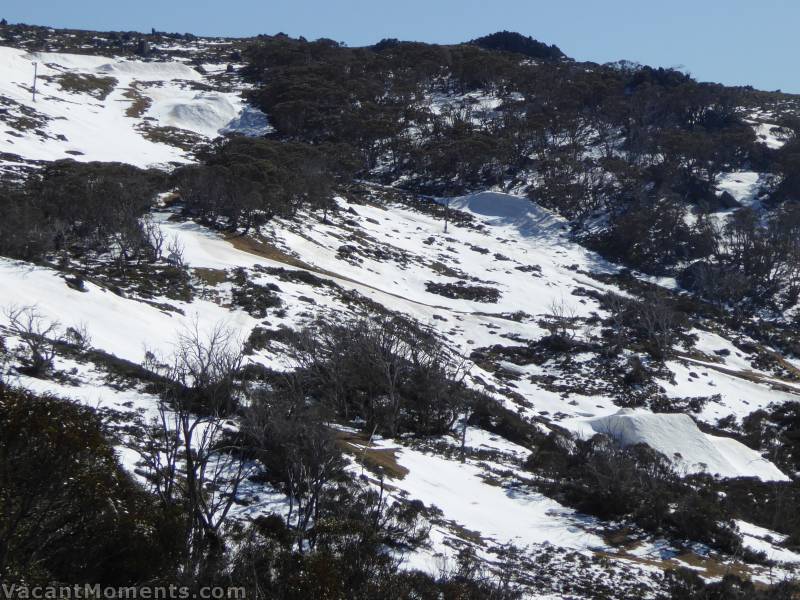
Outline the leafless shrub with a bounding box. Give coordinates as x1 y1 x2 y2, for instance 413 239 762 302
3 305 62 375
64 321 92 351
142 214 165 261
637 293 680 359
288 315 470 437
138 321 249 577
543 297 579 340
167 234 186 267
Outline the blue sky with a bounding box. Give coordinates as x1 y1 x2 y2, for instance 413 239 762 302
3 0 797 93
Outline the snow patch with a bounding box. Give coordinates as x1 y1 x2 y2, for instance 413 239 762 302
147 90 239 137
568 409 788 482
447 191 567 237
716 171 761 207
95 59 202 81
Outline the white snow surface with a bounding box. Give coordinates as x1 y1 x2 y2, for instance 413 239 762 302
392 444 606 551
0 45 265 167
567 408 789 482
736 520 800 564
716 171 761 206
0 259 257 363
145 88 242 138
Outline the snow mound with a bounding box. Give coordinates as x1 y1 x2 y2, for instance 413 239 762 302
149 92 239 137
583 409 788 482
95 60 202 81
448 191 566 237
0 46 257 166
24 51 112 70
23 51 202 81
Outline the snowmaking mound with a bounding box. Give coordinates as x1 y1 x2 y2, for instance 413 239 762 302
148 92 239 137
24 51 202 81
448 191 567 237
580 409 788 482
24 51 113 70
0 46 257 165
95 60 202 81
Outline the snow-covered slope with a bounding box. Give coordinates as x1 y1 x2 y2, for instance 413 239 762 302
0 45 266 170
3 35 800 597
3 184 800 594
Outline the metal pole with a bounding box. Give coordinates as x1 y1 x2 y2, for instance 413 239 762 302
32 62 37 102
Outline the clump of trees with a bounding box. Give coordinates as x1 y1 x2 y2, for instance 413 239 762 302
286 315 471 437
0 160 166 263
526 431 745 556
470 31 565 61
140 322 249 579
0 384 179 584
0 374 517 596
664 568 799 600
681 204 800 309
235 32 800 315
591 196 716 275
239 33 762 207
527 418 800 563
228 510 519 599
174 137 354 232
743 401 800 477
600 291 688 360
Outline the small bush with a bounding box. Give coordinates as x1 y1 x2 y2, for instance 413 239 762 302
425 280 501 303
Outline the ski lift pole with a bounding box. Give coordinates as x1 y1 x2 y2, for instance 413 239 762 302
32 61 37 102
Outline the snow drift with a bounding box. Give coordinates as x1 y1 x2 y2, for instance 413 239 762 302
95 59 202 81
148 92 239 137
448 191 567 237
577 409 788 482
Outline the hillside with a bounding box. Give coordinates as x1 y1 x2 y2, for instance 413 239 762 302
2 22 800 599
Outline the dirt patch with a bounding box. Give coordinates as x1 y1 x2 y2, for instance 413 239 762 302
335 430 409 480
227 234 312 270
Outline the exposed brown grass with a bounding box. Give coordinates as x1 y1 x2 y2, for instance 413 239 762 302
193 267 228 287
597 525 780 583
139 124 204 151
596 548 768 585
762 347 800 381
226 234 312 270
122 84 152 118
57 72 118 100
443 520 485 545
679 356 800 395
226 233 457 312
335 430 409 480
